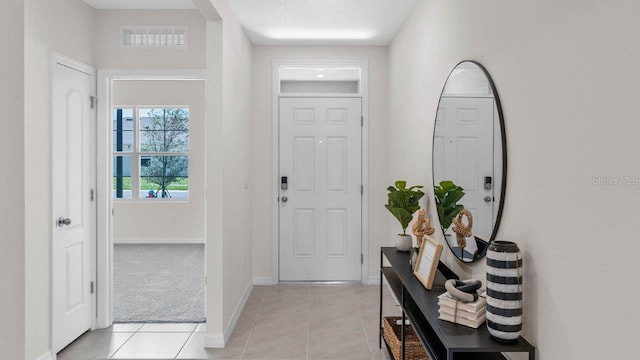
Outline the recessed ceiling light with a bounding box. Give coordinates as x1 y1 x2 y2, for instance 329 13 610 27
264 29 376 41
317 74 326 79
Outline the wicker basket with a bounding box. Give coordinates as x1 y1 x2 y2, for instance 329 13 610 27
383 316 429 360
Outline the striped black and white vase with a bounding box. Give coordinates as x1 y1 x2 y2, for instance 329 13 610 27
486 240 522 342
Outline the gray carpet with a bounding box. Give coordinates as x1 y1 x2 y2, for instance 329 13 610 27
113 244 205 323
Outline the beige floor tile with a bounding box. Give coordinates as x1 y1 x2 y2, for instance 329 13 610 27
57 331 133 360
110 323 144 332
194 323 207 333
59 284 390 360
111 332 191 359
309 310 364 334
176 331 248 360
307 330 372 360
138 322 198 332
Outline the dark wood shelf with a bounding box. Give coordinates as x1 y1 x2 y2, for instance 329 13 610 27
380 247 535 360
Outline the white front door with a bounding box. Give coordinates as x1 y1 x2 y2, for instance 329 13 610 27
279 97 362 281
433 97 495 255
52 59 95 353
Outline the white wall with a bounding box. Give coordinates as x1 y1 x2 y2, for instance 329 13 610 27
111 80 206 241
24 0 95 358
388 0 640 358
250 46 389 283
0 1 24 358
94 10 206 69
200 0 254 345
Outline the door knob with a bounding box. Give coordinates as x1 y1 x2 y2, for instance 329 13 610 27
484 196 493 203
281 196 288 203
57 217 72 226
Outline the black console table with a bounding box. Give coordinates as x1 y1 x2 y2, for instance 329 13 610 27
379 247 535 360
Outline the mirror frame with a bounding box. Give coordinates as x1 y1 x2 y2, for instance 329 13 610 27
432 60 507 263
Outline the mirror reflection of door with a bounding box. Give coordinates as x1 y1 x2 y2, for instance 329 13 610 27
433 97 494 259
432 61 505 263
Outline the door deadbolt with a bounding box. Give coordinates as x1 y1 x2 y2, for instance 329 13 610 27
484 196 493 203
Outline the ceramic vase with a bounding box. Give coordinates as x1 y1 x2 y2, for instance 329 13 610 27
486 241 522 342
395 234 412 252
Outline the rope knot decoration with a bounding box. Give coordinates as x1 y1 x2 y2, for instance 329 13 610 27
412 208 435 247
452 208 473 249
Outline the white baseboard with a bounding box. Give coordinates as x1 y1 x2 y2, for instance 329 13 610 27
35 352 53 360
366 275 381 285
204 333 225 348
204 280 254 348
113 238 205 244
223 280 253 344
252 276 276 285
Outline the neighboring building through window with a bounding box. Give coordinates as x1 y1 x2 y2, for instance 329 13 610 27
113 107 190 200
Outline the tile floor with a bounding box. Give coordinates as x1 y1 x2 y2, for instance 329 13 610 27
58 284 401 360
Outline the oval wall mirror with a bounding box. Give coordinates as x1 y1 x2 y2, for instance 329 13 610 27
432 61 506 263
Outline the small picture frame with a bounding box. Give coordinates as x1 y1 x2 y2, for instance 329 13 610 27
413 235 443 290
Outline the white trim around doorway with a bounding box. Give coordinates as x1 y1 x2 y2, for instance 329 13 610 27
271 60 370 284
95 69 205 328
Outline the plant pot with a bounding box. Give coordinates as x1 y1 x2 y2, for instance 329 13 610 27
395 234 412 252
486 240 522 343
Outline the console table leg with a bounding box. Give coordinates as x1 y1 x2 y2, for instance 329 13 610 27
379 249 383 349
530 349 536 360
401 286 406 360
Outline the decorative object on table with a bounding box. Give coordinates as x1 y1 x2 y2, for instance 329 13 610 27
486 240 523 343
412 208 435 248
383 316 429 360
385 180 425 252
410 247 420 271
444 279 482 302
433 180 465 236
451 208 473 260
413 235 443 290
438 290 487 329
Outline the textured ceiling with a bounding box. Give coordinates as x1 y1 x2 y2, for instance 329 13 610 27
83 0 420 45
226 0 420 45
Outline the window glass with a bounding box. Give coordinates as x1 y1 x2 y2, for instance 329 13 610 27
112 108 134 152
113 155 132 199
139 108 189 152
112 107 190 200
140 155 189 199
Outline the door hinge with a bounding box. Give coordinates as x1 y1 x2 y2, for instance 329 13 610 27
90 189 94 201
90 281 95 294
361 115 364 127
361 253 364 264
90 96 96 109
361 185 364 195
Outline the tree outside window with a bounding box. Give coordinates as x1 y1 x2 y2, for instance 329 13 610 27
139 108 189 198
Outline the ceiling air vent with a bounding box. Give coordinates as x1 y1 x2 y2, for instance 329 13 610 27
121 26 188 49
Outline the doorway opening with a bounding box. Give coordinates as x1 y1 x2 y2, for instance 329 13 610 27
97 73 206 326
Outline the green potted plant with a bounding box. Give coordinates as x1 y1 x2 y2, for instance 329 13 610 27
433 180 465 236
385 180 425 251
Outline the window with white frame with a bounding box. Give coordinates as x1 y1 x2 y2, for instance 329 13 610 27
113 107 190 200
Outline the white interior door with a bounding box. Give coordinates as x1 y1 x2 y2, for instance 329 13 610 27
279 97 362 281
433 97 494 251
52 60 95 353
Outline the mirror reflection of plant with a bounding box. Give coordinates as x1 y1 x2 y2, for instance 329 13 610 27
434 180 465 235
385 180 425 235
